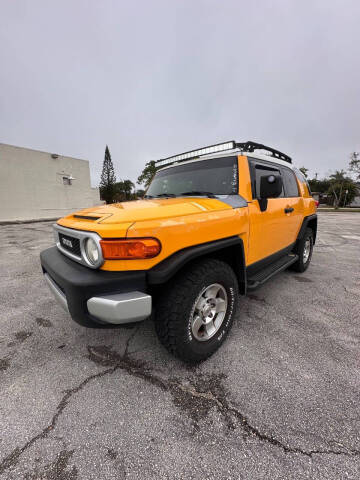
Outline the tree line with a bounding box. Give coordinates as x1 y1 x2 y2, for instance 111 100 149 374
300 152 360 207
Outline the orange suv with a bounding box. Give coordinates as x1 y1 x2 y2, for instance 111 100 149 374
40 141 317 363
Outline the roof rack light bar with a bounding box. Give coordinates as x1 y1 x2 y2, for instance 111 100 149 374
236 141 292 163
155 140 292 168
156 141 236 167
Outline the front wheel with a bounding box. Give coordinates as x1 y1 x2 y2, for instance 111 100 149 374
155 259 238 363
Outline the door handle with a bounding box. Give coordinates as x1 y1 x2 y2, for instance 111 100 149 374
284 207 294 214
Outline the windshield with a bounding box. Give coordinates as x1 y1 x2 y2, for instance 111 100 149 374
145 156 238 198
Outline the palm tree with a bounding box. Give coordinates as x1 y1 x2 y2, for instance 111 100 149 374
328 170 356 207
299 167 309 178
122 180 135 200
114 180 135 201
329 170 347 182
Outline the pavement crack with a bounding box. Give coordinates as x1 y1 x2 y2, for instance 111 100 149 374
1 345 359 476
0 338 146 475
170 381 360 458
0 327 145 475
220 402 360 458
86 346 360 459
0 366 117 475
124 324 141 357
24 449 78 479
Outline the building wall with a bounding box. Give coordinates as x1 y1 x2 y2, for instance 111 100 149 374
0 143 101 222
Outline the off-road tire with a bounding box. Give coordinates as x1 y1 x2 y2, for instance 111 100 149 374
155 259 238 363
291 228 314 273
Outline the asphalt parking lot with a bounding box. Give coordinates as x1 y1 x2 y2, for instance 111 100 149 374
0 213 359 479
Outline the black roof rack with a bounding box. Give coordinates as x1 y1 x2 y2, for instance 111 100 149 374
155 140 292 169
235 141 292 163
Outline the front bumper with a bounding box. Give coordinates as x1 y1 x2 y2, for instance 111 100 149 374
40 247 151 327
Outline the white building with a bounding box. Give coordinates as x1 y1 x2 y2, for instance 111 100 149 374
0 143 101 222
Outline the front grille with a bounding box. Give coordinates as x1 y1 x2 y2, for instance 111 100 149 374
53 224 103 269
58 233 81 257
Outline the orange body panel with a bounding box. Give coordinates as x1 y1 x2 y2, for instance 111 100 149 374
121 207 249 271
237 155 253 201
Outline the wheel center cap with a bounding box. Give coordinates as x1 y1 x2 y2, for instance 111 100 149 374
202 304 213 318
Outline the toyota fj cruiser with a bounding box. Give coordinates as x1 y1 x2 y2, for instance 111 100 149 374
40 141 317 363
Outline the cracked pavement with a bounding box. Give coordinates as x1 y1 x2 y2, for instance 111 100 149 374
0 213 359 479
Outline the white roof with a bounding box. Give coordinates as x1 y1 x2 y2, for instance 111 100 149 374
158 148 297 172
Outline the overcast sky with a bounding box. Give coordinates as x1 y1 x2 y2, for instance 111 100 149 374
1 0 359 186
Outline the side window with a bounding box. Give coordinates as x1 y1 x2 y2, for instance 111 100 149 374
281 168 299 197
294 167 312 195
249 159 284 198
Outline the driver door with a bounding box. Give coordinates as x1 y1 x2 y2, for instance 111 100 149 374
247 158 294 266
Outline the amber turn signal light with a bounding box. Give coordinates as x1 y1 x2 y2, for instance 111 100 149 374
100 238 161 260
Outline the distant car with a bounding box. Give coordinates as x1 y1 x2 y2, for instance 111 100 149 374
40 140 317 363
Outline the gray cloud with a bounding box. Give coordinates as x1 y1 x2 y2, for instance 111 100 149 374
1 0 359 185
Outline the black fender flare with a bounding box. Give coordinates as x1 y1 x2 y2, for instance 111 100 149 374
147 236 246 294
297 213 318 244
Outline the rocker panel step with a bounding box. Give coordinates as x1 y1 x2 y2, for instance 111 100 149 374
247 254 298 290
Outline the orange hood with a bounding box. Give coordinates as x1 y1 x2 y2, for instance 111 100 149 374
57 197 232 236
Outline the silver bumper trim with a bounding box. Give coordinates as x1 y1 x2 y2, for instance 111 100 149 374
44 272 151 324
87 292 152 324
44 273 69 312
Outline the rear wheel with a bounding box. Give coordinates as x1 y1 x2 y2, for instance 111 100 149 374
155 259 238 363
291 228 314 273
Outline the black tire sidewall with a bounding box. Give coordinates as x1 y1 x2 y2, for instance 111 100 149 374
176 265 237 361
298 230 313 271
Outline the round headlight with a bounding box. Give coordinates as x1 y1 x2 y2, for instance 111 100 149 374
84 237 100 265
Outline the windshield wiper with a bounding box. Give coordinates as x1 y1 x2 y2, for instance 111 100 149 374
180 191 216 198
147 191 217 199
153 193 177 198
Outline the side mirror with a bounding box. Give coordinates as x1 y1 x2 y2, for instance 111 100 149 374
260 174 283 199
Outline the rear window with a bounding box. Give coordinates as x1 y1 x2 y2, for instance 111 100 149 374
281 167 300 197
294 167 312 194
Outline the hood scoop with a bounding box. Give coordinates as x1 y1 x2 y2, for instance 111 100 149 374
73 214 101 221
